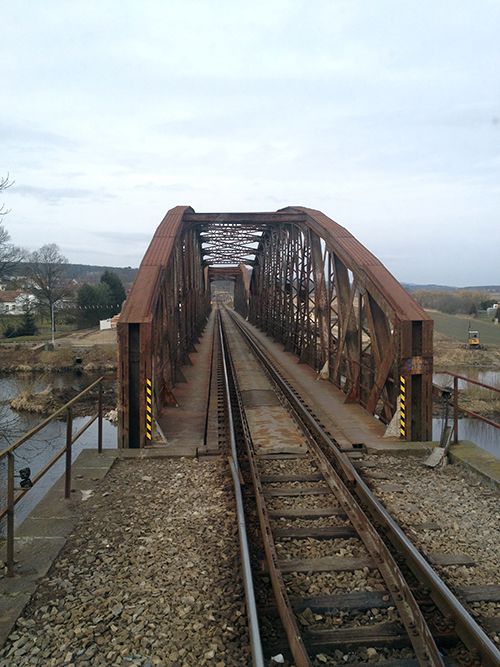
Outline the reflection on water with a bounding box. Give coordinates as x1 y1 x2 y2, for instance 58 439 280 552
433 367 500 459
0 373 117 530
433 415 500 458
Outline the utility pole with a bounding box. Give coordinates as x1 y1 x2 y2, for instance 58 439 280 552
51 301 55 347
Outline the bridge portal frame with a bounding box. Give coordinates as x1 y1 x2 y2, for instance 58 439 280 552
118 206 433 448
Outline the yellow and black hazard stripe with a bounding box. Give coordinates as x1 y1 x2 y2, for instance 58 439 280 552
399 375 406 439
146 379 152 440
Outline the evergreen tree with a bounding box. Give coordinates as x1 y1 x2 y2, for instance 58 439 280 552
16 311 38 336
100 270 126 307
77 282 113 327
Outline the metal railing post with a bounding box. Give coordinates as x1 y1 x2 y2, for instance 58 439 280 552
454 376 459 445
7 452 15 577
65 407 73 499
98 381 103 454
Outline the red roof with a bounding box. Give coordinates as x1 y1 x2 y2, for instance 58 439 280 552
0 291 21 303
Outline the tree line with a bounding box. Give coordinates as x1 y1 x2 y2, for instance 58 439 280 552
411 288 499 319
0 174 127 338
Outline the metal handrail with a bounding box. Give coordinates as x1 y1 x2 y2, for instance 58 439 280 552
1 376 106 577
439 372 500 444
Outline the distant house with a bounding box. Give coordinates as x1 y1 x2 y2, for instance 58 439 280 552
0 291 36 315
487 303 500 316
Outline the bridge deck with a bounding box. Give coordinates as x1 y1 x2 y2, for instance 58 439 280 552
150 310 429 457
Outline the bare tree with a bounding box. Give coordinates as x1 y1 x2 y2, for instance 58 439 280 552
0 174 25 280
0 173 13 217
0 225 25 280
27 244 69 341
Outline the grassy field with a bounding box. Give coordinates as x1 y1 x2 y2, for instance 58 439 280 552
427 310 500 346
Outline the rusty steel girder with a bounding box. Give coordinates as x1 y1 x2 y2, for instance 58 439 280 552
118 207 432 448
248 207 433 441
117 207 211 448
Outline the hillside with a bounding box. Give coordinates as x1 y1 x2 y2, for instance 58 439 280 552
404 283 500 294
9 263 138 288
64 264 138 286
428 310 500 346
403 283 457 292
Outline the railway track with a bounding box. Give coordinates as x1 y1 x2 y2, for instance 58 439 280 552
215 307 500 667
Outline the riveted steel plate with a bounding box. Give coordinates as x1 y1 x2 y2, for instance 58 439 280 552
240 390 281 408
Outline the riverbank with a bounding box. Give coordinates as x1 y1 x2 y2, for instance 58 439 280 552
433 331 500 370
2 328 499 421
10 384 117 419
0 343 117 375
2 328 499 374
433 332 500 419
0 330 118 417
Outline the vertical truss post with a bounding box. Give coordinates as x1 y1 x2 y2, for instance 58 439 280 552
331 255 359 390
400 319 433 441
310 230 330 369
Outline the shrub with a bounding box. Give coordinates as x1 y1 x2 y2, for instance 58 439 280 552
16 312 39 336
2 324 17 338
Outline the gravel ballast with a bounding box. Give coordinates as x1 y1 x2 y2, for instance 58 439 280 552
363 454 500 646
0 458 250 667
2 450 500 665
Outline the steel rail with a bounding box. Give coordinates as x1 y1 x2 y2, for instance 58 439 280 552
228 310 500 667
217 311 265 667
225 311 444 667
219 310 313 667
219 312 239 470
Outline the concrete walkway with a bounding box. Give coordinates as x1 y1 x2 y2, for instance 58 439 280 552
155 312 215 456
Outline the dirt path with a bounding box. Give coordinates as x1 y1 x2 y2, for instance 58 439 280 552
55 328 117 347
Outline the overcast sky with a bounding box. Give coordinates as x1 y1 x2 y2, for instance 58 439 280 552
2 1 499 286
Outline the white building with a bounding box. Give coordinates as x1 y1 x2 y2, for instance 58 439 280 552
0 291 37 315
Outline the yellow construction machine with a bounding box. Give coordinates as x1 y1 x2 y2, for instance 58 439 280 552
468 323 480 349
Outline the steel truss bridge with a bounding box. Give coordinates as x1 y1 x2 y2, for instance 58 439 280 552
117 206 433 448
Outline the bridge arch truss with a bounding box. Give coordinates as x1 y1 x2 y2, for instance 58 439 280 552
118 206 432 448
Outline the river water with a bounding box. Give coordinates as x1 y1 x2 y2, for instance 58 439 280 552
433 369 500 458
0 373 117 529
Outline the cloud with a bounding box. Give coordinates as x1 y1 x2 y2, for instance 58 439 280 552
0 121 78 151
13 185 115 205
91 230 153 244
2 1 500 284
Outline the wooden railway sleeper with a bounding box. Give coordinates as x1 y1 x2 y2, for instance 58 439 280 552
227 309 500 667
220 311 448 667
